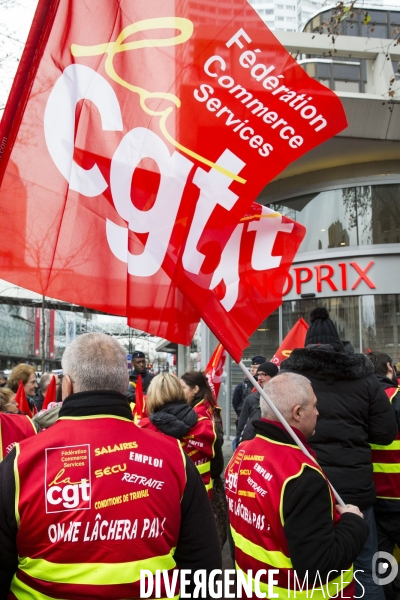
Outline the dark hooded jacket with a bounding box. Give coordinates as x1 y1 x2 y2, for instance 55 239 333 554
149 402 198 438
281 345 397 509
237 391 260 443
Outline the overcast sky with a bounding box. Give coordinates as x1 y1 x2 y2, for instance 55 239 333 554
0 0 38 113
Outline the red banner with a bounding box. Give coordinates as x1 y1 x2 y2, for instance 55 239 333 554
0 0 346 361
205 343 228 403
271 317 309 368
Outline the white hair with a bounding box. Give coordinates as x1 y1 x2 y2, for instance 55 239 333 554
260 373 313 421
62 333 129 394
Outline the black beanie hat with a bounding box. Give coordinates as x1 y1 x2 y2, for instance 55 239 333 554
257 362 279 378
305 307 341 346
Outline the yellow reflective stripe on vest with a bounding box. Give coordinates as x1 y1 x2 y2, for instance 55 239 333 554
371 441 400 451
10 574 179 600
58 414 134 422
11 576 64 600
373 463 400 474
197 461 211 475
231 525 292 569
280 463 333 526
236 564 353 600
388 387 400 403
14 443 21 528
18 552 176 585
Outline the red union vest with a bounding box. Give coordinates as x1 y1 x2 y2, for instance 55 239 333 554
225 434 354 599
0 413 36 461
140 400 216 499
9 414 186 600
371 386 400 500
181 399 216 499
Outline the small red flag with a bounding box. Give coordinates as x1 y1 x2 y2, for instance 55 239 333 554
15 380 32 418
133 374 146 423
42 375 57 410
271 318 309 369
205 343 228 405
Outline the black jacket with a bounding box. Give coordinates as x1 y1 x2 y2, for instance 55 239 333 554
0 390 221 598
281 346 397 508
33 389 45 412
237 391 260 442
253 420 369 580
150 401 198 438
126 369 155 402
232 379 253 416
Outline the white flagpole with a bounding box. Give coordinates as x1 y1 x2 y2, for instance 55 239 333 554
238 360 346 508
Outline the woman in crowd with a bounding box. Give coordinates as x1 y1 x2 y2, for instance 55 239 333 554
0 388 18 413
180 371 226 547
139 373 198 438
140 372 227 547
7 364 38 412
0 387 36 460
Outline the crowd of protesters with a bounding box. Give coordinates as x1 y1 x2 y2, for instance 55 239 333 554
0 307 398 598
233 307 400 600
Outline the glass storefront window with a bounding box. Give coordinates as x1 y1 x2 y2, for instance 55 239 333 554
238 294 400 379
357 185 400 245
230 308 279 436
361 295 400 360
282 296 360 351
271 183 400 252
273 188 358 252
0 305 34 366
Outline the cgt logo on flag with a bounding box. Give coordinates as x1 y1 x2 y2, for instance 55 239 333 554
45 445 91 513
0 0 346 361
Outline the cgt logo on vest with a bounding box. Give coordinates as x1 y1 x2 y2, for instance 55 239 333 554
226 448 246 494
45 445 91 513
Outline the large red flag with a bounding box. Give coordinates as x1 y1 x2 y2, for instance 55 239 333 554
15 380 33 418
0 0 346 361
205 343 228 404
271 317 309 368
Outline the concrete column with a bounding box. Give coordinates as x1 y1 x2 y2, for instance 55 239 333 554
372 52 395 96
177 344 190 377
200 320 233 439
200 320 210 370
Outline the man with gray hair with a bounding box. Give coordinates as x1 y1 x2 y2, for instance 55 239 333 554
226 372 369 598
0 333 221 598
33 372 60 411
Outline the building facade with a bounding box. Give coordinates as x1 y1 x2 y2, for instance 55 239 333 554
0 284 163 371
248 0 386 34
219 5 400 435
